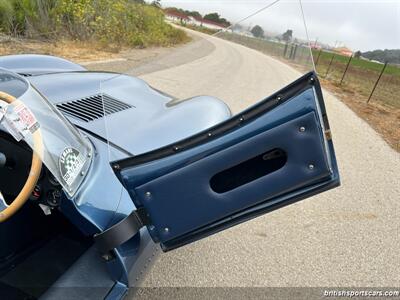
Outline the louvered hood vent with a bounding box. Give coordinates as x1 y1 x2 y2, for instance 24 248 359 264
56 94 133 122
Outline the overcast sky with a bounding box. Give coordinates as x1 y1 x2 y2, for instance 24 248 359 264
159 0 400 51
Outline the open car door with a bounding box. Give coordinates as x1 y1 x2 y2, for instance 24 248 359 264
94 1 340 255
96 72 339 253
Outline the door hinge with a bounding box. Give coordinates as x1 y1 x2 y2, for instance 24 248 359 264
325 129 332 140
94 207 151 260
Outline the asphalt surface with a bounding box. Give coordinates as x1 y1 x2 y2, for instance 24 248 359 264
90 29 400 287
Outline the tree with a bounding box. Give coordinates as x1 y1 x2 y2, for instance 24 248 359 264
232 23 243 32
203 12 231 26
204 13 220 23
282 29 293 42
354 50 362 58
186 10 201 18
219 17 231 26
150 0 161 8
251 25 264 38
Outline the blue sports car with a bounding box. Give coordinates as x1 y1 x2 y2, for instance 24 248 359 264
0 53 339 299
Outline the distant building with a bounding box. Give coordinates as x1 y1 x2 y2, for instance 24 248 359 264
370 59 384 64
311 44 322 50
188 16 228 31
164 10 190 24
333 47 353 57
164 10 229 31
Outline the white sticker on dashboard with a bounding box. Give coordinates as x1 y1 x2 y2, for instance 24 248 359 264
59 147 86 186
0 101 40 141
14 102 40 134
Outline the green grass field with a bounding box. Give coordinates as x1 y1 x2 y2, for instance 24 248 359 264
312 49 400 108
312 50 400 76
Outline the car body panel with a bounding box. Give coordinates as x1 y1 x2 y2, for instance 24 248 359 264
0 54 86 76
1 55 233 291
28 72 232 155
0 55 340 297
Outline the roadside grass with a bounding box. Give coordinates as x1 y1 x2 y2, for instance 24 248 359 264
0 34 119 62
321 78 400 152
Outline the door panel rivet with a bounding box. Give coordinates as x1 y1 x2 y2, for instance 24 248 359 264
299 126 306 132
308 164 314 170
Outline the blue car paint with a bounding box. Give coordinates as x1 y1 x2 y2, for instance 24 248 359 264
0 54 86 75
0 54 233 295
0 55 340 298
0 56 232 291
48 92 230 290
118 86 339 250
28 72 232 155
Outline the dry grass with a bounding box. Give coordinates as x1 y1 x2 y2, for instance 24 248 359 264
321 78 400 152
318 61 400 110
0 35 120 63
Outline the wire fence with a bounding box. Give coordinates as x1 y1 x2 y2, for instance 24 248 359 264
216 32 314 74
217 32 400 110
313 49 400 109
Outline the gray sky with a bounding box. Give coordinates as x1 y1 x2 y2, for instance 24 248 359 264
160 0 400 51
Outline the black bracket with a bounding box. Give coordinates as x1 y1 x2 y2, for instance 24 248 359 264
94 207 151 259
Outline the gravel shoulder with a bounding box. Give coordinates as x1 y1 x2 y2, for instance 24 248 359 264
85 32 215 76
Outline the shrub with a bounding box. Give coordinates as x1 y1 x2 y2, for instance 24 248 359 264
0 0 188 48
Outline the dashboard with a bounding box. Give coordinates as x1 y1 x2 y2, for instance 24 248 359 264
0 130 64 208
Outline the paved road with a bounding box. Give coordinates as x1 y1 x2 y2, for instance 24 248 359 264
94 29 400 287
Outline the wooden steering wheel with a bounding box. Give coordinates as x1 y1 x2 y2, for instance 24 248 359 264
0 91 43 223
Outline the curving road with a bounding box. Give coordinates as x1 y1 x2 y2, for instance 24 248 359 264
94 29 400 288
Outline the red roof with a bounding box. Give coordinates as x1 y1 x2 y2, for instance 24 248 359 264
164 10 189 20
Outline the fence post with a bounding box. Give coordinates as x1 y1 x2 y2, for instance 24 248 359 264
292 44 298 60
325 53 336 78
340 54 353 85
283 43 288 58
367 62 388 104
289 44 295 59
315 49 322 67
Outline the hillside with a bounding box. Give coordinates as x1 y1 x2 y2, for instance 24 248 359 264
361 49 400 64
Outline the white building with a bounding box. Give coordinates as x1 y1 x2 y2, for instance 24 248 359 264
187 16 228 31
164 11 190 25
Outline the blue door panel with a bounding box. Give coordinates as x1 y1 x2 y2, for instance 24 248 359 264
114 73 340 251
134 111 331 244
119 88 319 190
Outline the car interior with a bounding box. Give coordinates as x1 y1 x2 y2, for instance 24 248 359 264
0 131 92 299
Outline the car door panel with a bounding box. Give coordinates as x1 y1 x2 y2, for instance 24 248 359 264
113 72 340 251
134 111 330 241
